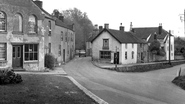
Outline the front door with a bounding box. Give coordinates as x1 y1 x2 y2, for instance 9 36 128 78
12 45 23 68
114 52 119 64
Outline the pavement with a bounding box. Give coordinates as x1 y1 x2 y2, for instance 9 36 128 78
92 59 185 69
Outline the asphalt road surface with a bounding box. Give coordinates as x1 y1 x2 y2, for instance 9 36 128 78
63 57 185 104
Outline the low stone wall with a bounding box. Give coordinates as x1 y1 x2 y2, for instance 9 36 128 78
107 60 185 72
175 55 184 60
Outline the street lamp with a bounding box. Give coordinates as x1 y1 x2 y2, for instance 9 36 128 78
169 30 171 65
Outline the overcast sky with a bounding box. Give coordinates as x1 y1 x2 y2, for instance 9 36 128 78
42 0 185 37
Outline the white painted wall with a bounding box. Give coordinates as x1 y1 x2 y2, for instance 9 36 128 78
121 43 137 64
165 36 174 60
92 31 121 62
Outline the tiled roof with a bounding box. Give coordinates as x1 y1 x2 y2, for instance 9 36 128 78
91 28 146 44
55 19 74 31
132 27 168 41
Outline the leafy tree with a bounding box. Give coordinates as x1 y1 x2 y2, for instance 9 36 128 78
149 40 161 54
174 37 185 55
61 8 94 50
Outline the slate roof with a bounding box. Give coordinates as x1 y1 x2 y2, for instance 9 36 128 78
132 27 169 42
91 28 146 44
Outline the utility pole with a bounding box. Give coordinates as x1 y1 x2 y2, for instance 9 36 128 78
169 30 171 65
115 46 118 69
179 9 185 37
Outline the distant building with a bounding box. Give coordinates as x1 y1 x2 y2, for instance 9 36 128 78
91 24 147 64
132 24 174 61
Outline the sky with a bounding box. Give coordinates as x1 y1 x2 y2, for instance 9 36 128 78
42 0 185 37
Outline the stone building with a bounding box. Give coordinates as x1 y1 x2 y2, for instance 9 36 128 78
0 0 45 71
0 0 75 71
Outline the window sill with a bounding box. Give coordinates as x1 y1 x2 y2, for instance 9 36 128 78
28 33 38 35
0 31 7 34
24 60 39 63
12 31 23 35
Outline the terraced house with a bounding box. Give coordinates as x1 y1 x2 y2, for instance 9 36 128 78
0 0 75 71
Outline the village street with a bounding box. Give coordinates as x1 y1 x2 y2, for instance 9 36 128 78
63 57 185 104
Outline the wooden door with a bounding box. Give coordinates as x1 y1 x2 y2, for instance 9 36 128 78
12 45 23 68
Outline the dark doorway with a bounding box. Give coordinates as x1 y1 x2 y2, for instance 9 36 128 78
114 52 119 64
63 49 65 63
12 45 23 68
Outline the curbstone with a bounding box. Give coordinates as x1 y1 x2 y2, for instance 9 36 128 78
66 76 108 104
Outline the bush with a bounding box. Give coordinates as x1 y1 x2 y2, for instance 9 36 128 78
172 76 185 90
0 68 22 85
45 54 55 70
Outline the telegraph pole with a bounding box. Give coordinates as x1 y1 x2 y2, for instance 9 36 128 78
169 30 171 65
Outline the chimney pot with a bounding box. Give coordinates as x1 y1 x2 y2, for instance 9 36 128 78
104 23 109 29
119 26 124 31
158 23 162 34
99 26 103 32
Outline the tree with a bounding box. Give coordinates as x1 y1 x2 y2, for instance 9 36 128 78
149 40 161 54
61 8 94 50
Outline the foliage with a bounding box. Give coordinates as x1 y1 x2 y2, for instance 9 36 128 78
172 76 185 90
61 8 94 49
174 37 185 55
149 40 161 54
45 54 55 70
0 68 22 85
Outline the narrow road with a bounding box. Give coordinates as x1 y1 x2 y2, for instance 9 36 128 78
63 57 185 104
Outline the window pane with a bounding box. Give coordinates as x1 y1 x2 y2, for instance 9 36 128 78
34 53 38 60
25 44 29 52
30 53 33 60
0 43 6 60
0 12 6 31
34 44 38 52
25 53 29 61
28 15 36 33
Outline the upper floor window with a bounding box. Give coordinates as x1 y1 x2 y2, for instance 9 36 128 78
13 13 23 32
103 39 109 49
48 21 51 36
132 44 134 48
125 44 127 49
0 12 6 31
28 15 37 33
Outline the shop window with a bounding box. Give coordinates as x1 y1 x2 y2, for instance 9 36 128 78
100 51 111 59
0 43 6 60
13 13 23 32
0 11 6 31
25 44 38 61
28 15 37 33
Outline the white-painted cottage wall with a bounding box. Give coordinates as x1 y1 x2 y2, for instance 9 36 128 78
165 36 174 60
121 43 137 64
92 31 121 62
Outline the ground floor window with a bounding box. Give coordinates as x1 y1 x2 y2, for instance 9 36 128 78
0 43 6 60
100 51 111 59
25 44 38 61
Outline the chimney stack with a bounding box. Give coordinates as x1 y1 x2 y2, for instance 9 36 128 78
154 32 157 40
130 22 133 31
94 24 98 30
34 0 43 8
158 23 162 34
99 26 103 32
59 16 64 22
119 23 124 31
104 23 109 29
